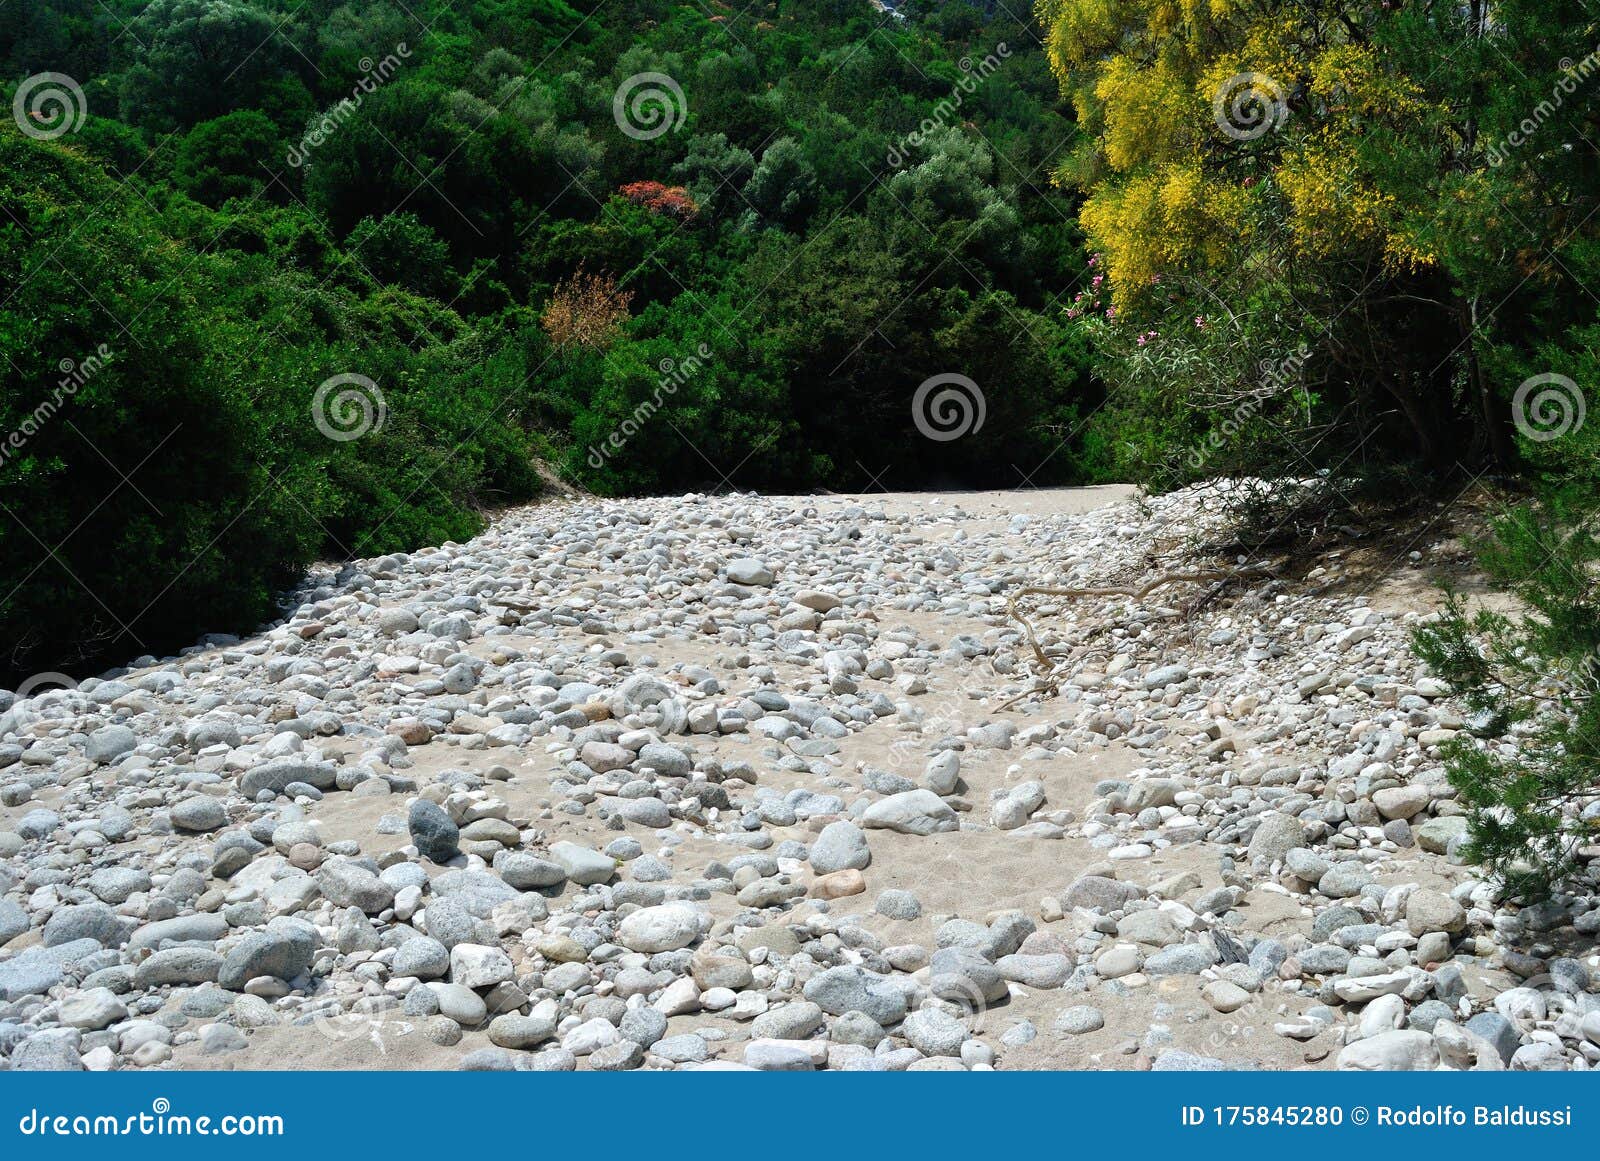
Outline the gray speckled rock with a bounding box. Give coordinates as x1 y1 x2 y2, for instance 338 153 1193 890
170 796 227 832
803 965 908 1025
85 725 137 765
861 789 958 835
42 903 126 948
408 798 460 864
239 759 337 798
218 919 317 990
548 841 615 885
808 820 870 873
0 898 29 948
1054 1005 1104 1035
392 936 450 980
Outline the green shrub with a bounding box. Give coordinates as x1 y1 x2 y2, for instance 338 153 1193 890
1413 492 1600 900
0 132 543 682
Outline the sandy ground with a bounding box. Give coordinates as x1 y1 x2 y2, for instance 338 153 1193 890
59 483 1480 1071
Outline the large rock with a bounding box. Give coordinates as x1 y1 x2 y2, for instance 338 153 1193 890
42 903 126 948
127 914 229 954
1054 1005 1105 1035
924 751 960 794
10 1029 83 1070
637 743 691 776
996 953 1073 988
1373 785 1431 820
58 987 127 1031
85 725 137 764
408 799 460 864
1 943 103 1002
690 950 754 991
392 937 450 980
317 861 395 914
0 898 31 947
170 796 227 832
1465 1012 1520 1063
497 853 566 891
240 759 337 798
136 948 223 987
1337 1030 1439 1071
1405 888 1466 936
549 842 616 885
1061 874 1139 912
579 741 631 773
1247 811 1306 863
430 870 518 917
929 946 1008 1005
218 918 318 990
861 789 959 836
1116 910 1181 947
87 867 151 904
1416 815 1470 855
809 820 870 873
488 1012 556 1050
751 1001 825 1041
449 943 515 988
725 558 774 586
802 965 908 1025
902 1007 967 1056
617 904 707 954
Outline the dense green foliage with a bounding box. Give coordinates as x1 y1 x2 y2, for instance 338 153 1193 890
1033 0 1600 896
1041 0 1600 485
1412 494 1600 900
0 132 545 677
1 0 1090 679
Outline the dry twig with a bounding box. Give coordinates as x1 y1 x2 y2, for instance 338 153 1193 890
1000 564 1277 707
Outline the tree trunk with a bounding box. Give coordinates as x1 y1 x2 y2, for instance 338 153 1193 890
1463 295 1516 467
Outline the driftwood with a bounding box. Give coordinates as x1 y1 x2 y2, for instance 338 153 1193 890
1001 564 1278 707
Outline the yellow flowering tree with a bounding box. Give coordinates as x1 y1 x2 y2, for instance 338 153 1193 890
1041 0 1600 473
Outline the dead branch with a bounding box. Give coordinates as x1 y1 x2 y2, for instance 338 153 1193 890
1000 564 1278 707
